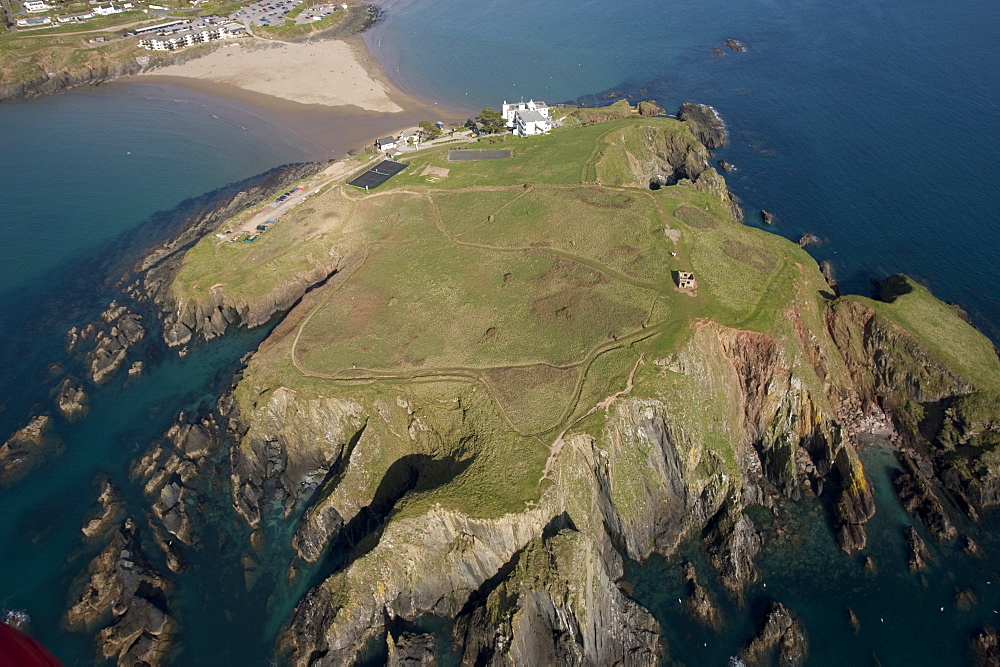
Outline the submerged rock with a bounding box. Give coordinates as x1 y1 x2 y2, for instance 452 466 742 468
65 518 176 665
724 38 747 52
847 608 861 633
956 588 978 612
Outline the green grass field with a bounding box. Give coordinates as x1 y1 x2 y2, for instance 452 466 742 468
174 116 828 440
176 114 1000 522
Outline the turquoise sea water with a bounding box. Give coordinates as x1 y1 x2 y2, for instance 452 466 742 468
1 0 1000 662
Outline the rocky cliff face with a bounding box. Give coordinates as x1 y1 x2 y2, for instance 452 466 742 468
615 122 744 223
252 279 1000 664
677 102 728 149
0 59 148 102
0 47 210 102
137 162 326 348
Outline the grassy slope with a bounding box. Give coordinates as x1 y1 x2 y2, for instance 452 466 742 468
178 116 999 520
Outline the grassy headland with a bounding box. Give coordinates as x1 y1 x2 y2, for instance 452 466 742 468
171 111 1000 527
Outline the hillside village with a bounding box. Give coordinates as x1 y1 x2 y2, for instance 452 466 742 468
6 0 349 47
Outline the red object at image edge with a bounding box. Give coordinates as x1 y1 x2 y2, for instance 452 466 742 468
0 622 61 667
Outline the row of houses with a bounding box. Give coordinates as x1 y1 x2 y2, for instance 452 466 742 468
19 0 133 26
375 128 426 155
137 16 246 50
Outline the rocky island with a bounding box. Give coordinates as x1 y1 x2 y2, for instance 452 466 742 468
52 102 996 663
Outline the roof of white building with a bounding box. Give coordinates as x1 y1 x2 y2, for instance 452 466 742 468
517 109 549 124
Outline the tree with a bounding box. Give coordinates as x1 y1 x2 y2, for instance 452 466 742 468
478 107 507 135
418 120 442 140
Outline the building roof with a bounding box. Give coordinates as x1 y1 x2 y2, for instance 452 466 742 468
376 136 395 144
517 109 548 124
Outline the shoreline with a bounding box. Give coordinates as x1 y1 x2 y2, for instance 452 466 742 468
128 34 467 160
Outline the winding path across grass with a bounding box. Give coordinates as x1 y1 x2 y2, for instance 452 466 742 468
285 180 690 439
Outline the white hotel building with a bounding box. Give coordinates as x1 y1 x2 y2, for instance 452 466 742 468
501 99 552 137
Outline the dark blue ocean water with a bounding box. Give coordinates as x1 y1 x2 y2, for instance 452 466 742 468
1 0 999 662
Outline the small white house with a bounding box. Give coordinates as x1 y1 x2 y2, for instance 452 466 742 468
375 136 396 151
22 0 51 12
92 3 124 15
17 15 52 24
501 99 552 137
399 129 421 147
58 11 95 22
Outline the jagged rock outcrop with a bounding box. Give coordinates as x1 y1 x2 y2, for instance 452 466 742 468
819 260 838 295
972 627 1000 666
637 100 665 117
617 122 743 223
761 209 776 225
81 479 125 541
69 301 146 384
0 415 61 486
894 450 957 540
682 561 722 627
905 526 933 571
65 518 176 665
741 601 808 666
226 387 365 536
131 413 222 570
56 378 88 421
387 632 436 666
677 102 727 149
797 233 821 248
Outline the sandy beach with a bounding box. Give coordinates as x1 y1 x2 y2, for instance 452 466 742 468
141 37 407 113
131 35 462 160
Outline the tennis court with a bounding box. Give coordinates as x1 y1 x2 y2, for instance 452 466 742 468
447 150 512 161
347 160 408 189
